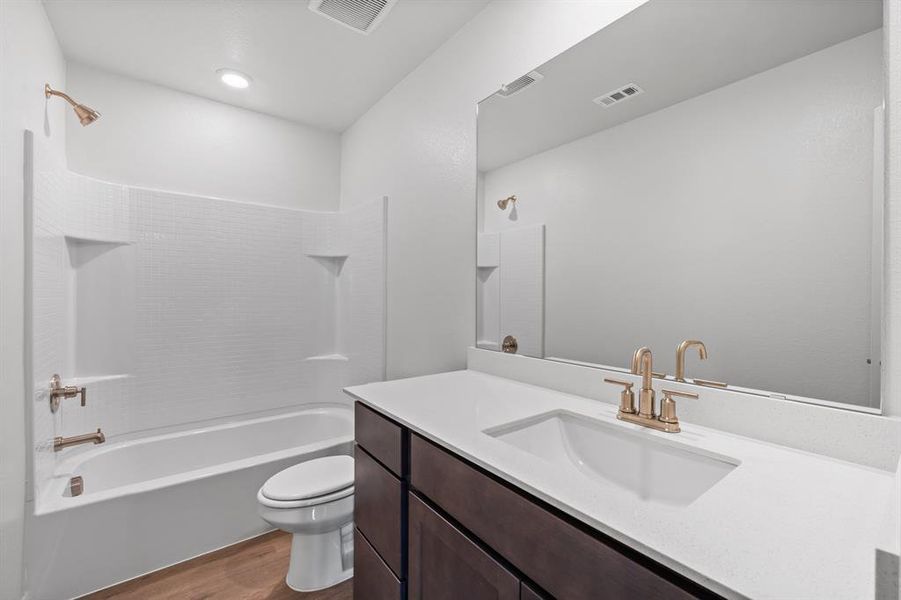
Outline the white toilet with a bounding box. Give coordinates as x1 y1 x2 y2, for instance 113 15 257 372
257 455 355 592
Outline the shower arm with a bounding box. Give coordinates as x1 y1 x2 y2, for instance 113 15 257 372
44 84 78 108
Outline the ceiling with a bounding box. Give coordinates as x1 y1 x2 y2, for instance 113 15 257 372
478 0 883 172
43 0 489 132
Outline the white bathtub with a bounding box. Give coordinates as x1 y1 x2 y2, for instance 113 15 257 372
26 405 353 600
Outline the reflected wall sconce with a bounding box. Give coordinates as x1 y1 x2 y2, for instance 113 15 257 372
497 195 517 210
44 84 101 126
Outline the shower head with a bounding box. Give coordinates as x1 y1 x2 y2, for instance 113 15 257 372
497 195 517 210
45 84 101 126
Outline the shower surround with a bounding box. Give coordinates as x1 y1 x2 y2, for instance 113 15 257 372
24 131 385 597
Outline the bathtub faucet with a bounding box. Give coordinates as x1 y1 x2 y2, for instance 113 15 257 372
54 428 105 452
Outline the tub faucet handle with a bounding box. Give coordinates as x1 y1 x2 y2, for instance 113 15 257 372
50 374 86 412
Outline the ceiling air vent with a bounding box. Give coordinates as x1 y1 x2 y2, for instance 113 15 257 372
593 83 644 108
309 0 398 35
495 71 544 98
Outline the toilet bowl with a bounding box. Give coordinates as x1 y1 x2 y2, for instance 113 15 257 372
257 455 354 591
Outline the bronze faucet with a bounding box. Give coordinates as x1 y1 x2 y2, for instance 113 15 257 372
54 428 105 452
675 340 707 382
606 347 698 433
675 340 728 388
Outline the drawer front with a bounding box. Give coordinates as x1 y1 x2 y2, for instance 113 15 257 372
410 435 704 600
355 528 404 600
408 493 519 600
355 402 404 477
355 446 405 577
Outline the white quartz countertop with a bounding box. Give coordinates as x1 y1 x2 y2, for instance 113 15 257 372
345 369 895 600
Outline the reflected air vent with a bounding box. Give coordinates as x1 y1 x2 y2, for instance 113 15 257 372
496 71 544 98
593 83 644 108
308 0 398 34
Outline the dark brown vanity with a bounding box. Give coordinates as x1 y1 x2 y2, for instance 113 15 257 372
353 402 722 600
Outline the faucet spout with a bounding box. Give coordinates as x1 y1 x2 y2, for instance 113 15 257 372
631 347 656 418
54 428 105 452
675 340 708 381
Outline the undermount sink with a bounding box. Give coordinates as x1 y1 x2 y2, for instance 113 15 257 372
484 411 739 506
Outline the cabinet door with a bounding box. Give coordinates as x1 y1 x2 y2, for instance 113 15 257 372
408 493 519 600
354 528 403 600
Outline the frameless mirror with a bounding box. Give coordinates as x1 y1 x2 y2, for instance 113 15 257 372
476 0 884 411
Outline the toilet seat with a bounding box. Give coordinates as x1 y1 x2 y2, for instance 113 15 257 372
257 484 354 508
259 455 354 509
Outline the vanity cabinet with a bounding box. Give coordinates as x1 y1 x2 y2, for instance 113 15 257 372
353 401 721 600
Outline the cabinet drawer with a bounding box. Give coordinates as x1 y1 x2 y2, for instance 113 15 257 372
355 446 405 577
355 402 404 477
410 435 705 600
355 528 404 600
408 493 519 600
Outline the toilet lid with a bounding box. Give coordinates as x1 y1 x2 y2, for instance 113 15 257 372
261 455 354 502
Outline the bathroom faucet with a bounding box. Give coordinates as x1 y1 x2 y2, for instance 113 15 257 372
674 339 728 388
675 340 707 382
606 347 698 433
54 428 105 452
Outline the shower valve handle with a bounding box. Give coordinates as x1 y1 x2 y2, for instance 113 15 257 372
49 374 87 412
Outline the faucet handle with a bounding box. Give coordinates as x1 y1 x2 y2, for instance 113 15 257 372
692 378 727 388
49 374 87 412
604 378 636 415
658 389 698 431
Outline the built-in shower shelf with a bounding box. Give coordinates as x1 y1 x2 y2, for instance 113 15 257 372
306 254 348 276
305 253 349 259
64 234 133 246
70 373 131 385
304 354 349 362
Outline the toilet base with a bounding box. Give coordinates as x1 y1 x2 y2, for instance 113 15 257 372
285 522 354 592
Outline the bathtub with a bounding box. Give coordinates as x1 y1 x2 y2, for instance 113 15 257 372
26 405 353 600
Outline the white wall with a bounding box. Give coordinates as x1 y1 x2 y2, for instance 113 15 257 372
0 2 67 598
481 31 882 407
340 0 647 380
66 63 341 211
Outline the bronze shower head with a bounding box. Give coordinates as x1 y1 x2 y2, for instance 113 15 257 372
497 195 517 210
45 84 101 126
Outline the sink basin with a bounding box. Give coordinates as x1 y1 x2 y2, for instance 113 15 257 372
484 411 738 506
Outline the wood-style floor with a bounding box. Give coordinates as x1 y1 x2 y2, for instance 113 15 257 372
81 531 353 600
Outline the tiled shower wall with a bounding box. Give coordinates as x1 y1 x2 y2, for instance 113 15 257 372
28 136 385 505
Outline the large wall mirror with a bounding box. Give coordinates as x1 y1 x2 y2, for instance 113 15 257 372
476 0 885 411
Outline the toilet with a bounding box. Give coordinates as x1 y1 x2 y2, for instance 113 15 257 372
257 455 355 592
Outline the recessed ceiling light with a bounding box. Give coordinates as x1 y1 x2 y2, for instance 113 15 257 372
217 69 251 89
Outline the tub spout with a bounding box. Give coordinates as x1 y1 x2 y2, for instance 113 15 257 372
54 428 105 452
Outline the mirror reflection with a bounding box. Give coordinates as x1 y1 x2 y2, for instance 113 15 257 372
476 0 884 409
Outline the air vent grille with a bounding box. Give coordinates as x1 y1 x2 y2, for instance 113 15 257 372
309 0 398 34
593 83 644 108
496 71 544 98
